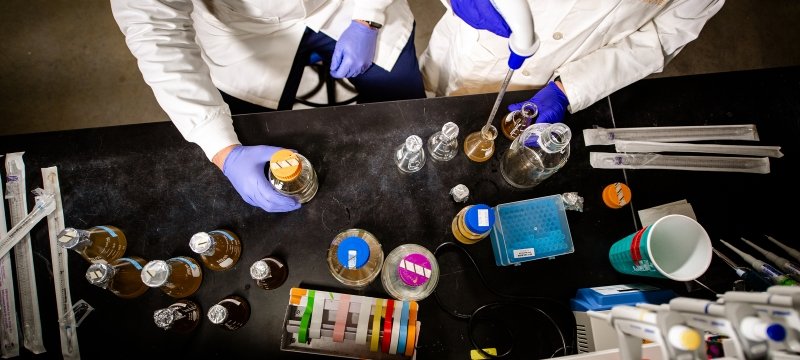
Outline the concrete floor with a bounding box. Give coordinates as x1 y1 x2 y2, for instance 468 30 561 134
1 0 799 136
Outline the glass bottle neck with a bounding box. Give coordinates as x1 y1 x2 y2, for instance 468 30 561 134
536 123 571 153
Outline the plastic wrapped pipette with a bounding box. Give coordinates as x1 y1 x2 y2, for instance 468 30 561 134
766 235 800 263
583 124 759 146
719 239 797 286
741 237 800 281
590 152 770 174
613 141 783 158
0 189 56 258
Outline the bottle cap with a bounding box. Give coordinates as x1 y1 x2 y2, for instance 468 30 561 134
141 260 170 288
464 204 495 234
336 236 370 270
85 263 114 287
441 122 459 140
56 228 83 249
153 308 177 330
189 232 213 254
269 150 302 182
397 253 432 287
207 304 229 324
766 323 787 342
602 182 632 209
250 260 271 280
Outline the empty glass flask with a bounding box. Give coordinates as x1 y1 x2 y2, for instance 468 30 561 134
500 122 572 189
427 122 459 162
395 135 426 173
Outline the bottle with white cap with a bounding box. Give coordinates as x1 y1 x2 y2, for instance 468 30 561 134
56 225 127 263
189 230 241 271
267 149 318 203
427 122 459 162
153 300 201 333
140 257 203 298
85 256 149 299
250 256 288 290
327 228 384 288
207 295 251 331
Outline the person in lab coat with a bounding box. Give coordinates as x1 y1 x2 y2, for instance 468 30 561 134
421 0 725 124
111 0 425 213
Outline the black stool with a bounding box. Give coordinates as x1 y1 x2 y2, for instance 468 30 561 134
295 52 359 107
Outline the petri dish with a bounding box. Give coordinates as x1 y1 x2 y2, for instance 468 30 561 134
381 244 439 301
327 229 384 288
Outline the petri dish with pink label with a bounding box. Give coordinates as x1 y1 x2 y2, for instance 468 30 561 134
381 244 439 301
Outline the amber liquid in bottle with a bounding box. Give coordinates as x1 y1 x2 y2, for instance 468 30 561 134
154 300 201 333
250 257 288 290
141 257 203 298
58 225 127 263
190 230 242 271
87 256 149 299
208 295 251 331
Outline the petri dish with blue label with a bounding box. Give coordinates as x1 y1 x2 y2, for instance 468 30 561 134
327 229 384 288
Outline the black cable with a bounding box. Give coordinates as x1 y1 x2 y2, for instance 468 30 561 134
433 242 575 359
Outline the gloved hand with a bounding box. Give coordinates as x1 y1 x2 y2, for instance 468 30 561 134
331 20 378 79
451 0 511 37
222 145 301 213
508 81 569 124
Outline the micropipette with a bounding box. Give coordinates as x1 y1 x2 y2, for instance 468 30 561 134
712 248 773 291
766 235 800 263
742 237 800 282
720 240 797 286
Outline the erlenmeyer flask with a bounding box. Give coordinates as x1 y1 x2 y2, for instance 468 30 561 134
463 125 498 162
501 102 538 140
395 135 426 173
427 122 459 162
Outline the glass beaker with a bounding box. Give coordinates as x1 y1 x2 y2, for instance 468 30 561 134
395 135 426 173
500 122 572 189
464 125 498 162
501 102 538 140
427 122 459 162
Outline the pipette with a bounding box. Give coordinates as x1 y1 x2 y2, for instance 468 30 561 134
720 240 797 286
742 237 800 281
766 235 800 263
712 248 773 291
589 152 770 174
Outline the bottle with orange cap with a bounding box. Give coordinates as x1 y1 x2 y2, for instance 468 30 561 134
267 149 318 203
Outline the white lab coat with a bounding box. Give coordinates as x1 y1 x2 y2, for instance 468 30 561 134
111 0 413 159
420 0 724 113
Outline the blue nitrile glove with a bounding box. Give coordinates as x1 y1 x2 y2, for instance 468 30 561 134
331 20 379 79
222 145 301 213
451 0 511 37
508 81 569 124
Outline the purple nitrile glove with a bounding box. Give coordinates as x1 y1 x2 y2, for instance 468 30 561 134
509 81 569 124
451 0 511 38
222 145 300 213
331 20 379 79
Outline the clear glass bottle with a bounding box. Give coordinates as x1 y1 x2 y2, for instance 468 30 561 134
189 230 241 271
381 244 440 301
267 149 318 203
85 256 149 299
57 225 127 263
327 229 384 289
500 123 572 189
154 299 201 333
451 204 496 245
464 125 498 163
140 257 203 298
427 122 459 162
395 135 426 173
207 295 251 331
250 256 288 290
501 102 538 140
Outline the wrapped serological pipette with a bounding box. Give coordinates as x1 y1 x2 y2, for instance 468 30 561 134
0 189 55 258
589 152 770 174
613 141 783 158
583 124 759 146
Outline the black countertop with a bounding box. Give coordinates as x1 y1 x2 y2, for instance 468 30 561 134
0 66 798 359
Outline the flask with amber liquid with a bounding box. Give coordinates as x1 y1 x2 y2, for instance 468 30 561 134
249 256 288 290
57 225 127 263
153 300 201 333
189 230 241 271
140 257 203 298
207 295 251 331
85 256 149 299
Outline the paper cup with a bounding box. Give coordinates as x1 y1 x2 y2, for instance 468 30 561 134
609 214 712 281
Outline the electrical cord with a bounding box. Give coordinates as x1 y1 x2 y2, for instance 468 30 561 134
433 242 575 359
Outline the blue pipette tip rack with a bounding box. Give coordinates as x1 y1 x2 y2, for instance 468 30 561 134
489 194 574 266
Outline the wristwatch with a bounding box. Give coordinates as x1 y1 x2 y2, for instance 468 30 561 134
361 20 383 29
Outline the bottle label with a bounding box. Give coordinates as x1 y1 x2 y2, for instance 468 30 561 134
175 257 201 277
119 257 143 270
209 230 234 241
218 257 233 268
478 209 489 227
95 225 118 237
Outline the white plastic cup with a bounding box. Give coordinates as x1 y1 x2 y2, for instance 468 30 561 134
609 214 712 281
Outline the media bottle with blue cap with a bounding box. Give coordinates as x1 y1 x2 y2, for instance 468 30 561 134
451 204 496 244
327 229 384 288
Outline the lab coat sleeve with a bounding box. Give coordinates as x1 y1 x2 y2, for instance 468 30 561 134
352 0 395 25
110 0 240 160
554 0 724 113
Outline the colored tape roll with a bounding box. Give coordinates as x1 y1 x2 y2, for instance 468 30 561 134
405 301 418 356
356 296 371 345
382 300 395 353
309 292 325 339
370 299 384 352
390 303 402 354
397 301 410 353
333 294 350 342
298 290 315 343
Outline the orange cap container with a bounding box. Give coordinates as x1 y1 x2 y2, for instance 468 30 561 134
269 150 302 182
602 182 632 209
